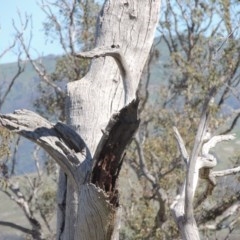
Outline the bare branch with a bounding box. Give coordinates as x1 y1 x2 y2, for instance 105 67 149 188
39 0 68 54
10 136 21 175
0 35 17 59
12 15 65 96
200 201 240 231
0 109 86 183
211 166 240 178
202 134 235 157
134 131 168 226
185 88 216 221
173 126 189 165
2 181 44 240
134 133 156 184
0 53 25 109
138 46 156 113
32 145 42 180
0 221 33 235
68 0 77 55
221 111 240 135
171 95 237 240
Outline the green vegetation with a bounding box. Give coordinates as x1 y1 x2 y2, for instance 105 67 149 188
119 0 240 239
1 0 240 239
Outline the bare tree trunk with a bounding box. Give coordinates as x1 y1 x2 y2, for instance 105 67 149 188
0 1 161 239
64 1 161 239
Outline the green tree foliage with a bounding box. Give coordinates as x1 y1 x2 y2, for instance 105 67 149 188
0 128 10 160
119 0 240 239
0 128 11 190
35 0 100 121
0 1 100 239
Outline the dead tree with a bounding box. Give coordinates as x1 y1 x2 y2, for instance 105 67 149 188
171 96 239 240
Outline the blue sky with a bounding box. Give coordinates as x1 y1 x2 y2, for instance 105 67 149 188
0 0 63 63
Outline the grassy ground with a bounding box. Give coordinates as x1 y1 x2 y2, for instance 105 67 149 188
0 173 56 240
0 190 27 240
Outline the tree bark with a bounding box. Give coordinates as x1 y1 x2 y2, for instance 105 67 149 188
0 1 161 239
65 1 161 239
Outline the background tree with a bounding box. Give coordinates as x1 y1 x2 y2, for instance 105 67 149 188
120 0 240 239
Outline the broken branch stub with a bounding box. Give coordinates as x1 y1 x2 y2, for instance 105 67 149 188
91 99 140 206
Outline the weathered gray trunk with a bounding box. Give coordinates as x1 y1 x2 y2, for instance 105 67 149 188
0 1 161 240
64 1 161 239
67 0 161 153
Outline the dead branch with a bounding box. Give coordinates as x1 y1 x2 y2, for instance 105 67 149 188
0 109 85 183
0 34 17 59
200 201 240 231
134 133 156 184
202 134 235 157
2 181 44 240
134 131 168 226
0 53 25 109
12 14 65 96
211 166 240 178
0 221 33 235
171 111 235 240
39 0 68 54
173 127 189 165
